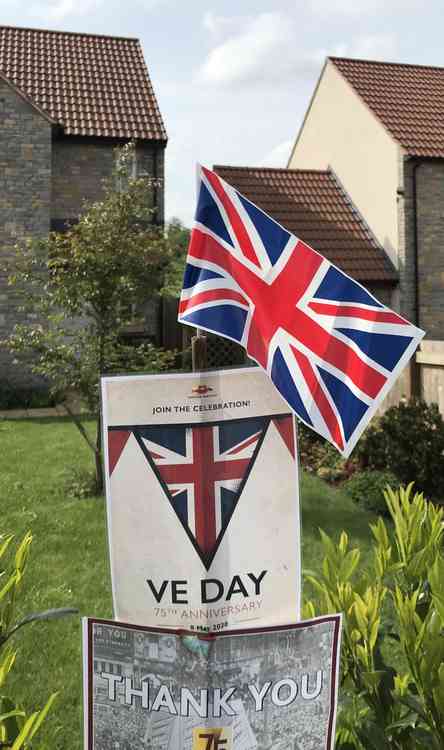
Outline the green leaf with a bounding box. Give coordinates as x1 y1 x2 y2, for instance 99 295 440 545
28 692 58 741
361 670 385 690
3 607 78 644
0 696 23 743
10 711 38 749
398 695 429 723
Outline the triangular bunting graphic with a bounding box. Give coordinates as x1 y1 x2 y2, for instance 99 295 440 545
272 415 295 458
134 417 269 569
108 429 131 475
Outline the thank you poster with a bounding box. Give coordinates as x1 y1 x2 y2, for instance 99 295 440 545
83 615 342 750
101 368 301 631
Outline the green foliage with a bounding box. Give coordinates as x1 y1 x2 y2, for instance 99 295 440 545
161 218 190 297
0 384 58 410
298 422 359 483
344 470 398 514
0 531 76 748
0 142 177 488
357 399 444 500
304 484 444 749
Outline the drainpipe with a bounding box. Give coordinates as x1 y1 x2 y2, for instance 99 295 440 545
410 159 422 397
411 160 421 328
152 145 159 225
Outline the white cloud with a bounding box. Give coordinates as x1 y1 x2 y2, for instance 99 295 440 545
349 33 398 60
202 10 244 37
197 12 321 88
309 0 421 15
329 32 398 61
27 0 164 22
29 0 103 21
259 138 293 168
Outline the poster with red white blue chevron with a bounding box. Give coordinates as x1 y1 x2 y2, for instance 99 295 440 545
101 368 301 631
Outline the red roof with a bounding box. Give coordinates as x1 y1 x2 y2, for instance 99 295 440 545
213 165 397 283
0 24 167 141
330 56 444 158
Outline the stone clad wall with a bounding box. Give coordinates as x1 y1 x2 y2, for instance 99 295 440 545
0 106 165 387
0 79 52 384
52 138 165 224
415 161 444 339
400 158 444 339
398 158 444 407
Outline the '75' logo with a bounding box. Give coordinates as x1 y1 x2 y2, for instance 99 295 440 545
192 727 232 750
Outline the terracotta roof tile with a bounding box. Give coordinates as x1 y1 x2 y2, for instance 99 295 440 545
330 57 444 157
213 165 397 284
0 24 167 141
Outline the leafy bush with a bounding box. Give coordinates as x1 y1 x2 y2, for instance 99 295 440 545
304 484 444 749
344 469 398 514
298 422 359 482
0 384 58 410
357 399 444 500
0 531 76 748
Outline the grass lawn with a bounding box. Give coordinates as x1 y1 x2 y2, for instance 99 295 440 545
1 417 378 749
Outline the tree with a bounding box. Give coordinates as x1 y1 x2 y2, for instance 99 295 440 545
1 143 176 492
162 217 190 297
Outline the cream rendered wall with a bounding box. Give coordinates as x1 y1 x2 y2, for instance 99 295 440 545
289 60 401 266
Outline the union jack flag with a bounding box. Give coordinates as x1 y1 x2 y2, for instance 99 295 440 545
178 166 424 456
134 417 268 568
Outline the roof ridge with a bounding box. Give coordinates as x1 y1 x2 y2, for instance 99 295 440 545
0 23 139 43
213 164 330 175
329 55 444 73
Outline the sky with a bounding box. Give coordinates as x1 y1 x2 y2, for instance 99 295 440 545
2 0 444 225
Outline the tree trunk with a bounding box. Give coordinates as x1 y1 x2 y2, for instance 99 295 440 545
95 414 104 494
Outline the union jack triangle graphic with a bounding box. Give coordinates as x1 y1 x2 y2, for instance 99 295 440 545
134 416 269 569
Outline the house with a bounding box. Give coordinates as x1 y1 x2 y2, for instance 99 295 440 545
289 57 444 409
216 57 444 412
0 24 167 384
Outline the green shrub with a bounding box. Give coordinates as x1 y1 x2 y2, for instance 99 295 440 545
344 469 398 514
0 531 76 748
298 422 359 482
304 484 444 749
357 398 444 500
0 383 58 410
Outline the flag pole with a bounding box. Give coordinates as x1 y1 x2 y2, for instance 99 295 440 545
191 328 208 371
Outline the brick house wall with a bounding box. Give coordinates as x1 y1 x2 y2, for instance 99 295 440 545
51 137 165 342
51 138 165 225
0 78 52 384
396 157 444 404
399 158 444 339
414 161 444 339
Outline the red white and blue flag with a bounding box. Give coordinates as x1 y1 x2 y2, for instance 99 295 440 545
178 166 424 456
136 418 265 568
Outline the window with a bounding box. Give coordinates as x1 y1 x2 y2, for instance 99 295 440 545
116 148 137 192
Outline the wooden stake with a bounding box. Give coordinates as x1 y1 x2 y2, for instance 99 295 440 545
191 331 208 371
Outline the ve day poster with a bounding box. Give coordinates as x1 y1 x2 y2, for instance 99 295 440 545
101 368 301 631
83 615 342 750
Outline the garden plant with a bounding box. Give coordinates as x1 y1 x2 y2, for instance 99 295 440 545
304 483 444 749
0 530 75 748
